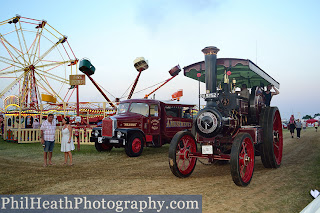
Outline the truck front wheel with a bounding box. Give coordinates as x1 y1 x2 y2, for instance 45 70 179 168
125 133 144 157
95 142 113 152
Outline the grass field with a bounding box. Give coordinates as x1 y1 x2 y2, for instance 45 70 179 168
0 128 320 212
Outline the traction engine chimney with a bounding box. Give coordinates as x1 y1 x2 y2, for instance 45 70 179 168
202 46 220 107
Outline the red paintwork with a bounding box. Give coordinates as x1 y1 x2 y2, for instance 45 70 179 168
171 90 183 100
239 136 255 183
101 99 194 147
273 110 283 165
128 70 143 99
175 134 197 175
132 138 142 153
145 135 153 142
190 153 231 160
196 127 261 161
102 118 113 137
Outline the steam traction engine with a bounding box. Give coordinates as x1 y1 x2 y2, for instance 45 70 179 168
168 46 283 186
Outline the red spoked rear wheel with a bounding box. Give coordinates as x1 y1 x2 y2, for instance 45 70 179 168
273 110 283 165
260 107 283 168
169 131 197 178
230 133 255 186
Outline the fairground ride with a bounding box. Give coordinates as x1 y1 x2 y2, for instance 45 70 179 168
0 15 78 111
0 15 187 126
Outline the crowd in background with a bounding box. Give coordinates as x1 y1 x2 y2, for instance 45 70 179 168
288 115 319 139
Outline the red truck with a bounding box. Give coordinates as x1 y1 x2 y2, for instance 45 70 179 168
90 99 194 157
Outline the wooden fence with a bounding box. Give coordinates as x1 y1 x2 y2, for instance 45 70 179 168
4 128 93 145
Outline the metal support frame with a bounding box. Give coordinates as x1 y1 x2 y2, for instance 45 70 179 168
144 75 177 99
128 68 143 99
85 74 116 109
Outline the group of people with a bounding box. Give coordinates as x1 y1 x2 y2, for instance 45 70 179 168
238 84 279 106
40 114 75 167
289 115 303 139
288 115 319 139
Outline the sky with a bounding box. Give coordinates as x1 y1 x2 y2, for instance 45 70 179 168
0 0 319 120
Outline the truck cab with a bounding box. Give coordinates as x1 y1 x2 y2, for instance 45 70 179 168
90 99 194 157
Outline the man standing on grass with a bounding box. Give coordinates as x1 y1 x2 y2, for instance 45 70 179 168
40 114 56 167
295 119 302 139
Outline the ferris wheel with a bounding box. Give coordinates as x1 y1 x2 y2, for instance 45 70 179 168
0 15 78 110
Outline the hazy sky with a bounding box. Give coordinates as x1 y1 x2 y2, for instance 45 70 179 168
0 0 319 120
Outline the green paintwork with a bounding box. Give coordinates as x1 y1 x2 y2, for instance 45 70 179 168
184 58 280 89
79 59 95 76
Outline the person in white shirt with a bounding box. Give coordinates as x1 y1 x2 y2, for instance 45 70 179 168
302 121 307 132
40 114 57 167
32 118 40 129
315 122 319 132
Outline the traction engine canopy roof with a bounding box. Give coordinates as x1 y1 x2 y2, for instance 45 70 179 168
184 58 280 89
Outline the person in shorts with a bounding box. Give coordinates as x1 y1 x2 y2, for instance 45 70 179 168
40 114 57 167
289 115 296 138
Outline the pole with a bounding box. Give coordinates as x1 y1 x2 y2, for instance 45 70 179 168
128 69 142 99
63 102 66 117
76 85 79 116
76 85 80 150
145 75 176 99
198 76 200 110
87 111 89 124
18 106 21 143
40 104 43 125
86 74 115 109
103 102 106 118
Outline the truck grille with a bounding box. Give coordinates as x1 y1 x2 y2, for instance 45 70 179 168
102 118 113 137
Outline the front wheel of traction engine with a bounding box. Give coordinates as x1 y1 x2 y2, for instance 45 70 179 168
260 107 283 168
230 133 255 187
95 142 113 152
169 131 197 178
125 133 144 157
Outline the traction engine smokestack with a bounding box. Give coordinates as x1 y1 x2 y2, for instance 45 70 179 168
202 46 220 107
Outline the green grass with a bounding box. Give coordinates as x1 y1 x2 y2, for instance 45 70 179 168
1 129 320 212
0 139 169 163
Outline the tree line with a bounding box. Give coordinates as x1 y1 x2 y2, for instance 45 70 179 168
302 113 320 120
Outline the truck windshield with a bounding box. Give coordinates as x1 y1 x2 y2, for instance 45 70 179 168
129 103 149 117
117 103 130 114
